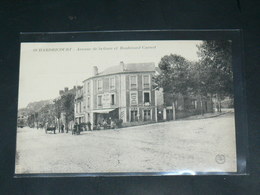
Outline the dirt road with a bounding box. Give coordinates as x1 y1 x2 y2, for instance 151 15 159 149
15 112 236 174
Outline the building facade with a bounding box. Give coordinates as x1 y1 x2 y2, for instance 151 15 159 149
75 62 164 127
74 86 85 123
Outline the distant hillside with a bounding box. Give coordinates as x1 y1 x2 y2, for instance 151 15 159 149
18 99 53 115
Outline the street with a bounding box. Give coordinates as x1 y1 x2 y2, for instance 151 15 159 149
15 112 237 174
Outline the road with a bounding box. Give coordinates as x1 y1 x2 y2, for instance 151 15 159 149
15 112 237 174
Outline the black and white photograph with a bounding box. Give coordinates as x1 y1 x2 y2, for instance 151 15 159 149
15 40 236 175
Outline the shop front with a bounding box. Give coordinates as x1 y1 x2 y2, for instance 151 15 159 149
75 114 85 123
93 108 119 127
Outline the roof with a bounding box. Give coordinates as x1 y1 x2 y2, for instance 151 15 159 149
98 62 155 76
83 62 156 82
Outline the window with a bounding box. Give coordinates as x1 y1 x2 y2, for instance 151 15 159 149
143 75 150 89
110 77 115 90
130 76 137 89
111 94 115 105
87 82 90 93
97 95 102 106
144 92 150 103
97 79 103 91
87 96 90 108
79 102 81 113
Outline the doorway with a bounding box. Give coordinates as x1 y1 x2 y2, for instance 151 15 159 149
143 110 151 121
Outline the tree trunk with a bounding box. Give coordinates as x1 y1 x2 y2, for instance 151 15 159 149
210 94 214 113
200 95 204 116
172 94 176 120
172 102 176 120
65 115 69 133
216 94 220 112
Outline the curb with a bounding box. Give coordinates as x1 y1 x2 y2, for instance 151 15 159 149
179 111 233 121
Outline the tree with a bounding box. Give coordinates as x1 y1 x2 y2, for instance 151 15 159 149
189 61 212 115
54 98 62 130
38 103 55 127
54 92 75 130
153 54 193 117
27 114 35 128
61 93 75 125
197 40 233 112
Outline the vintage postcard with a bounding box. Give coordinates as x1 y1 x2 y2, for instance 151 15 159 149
16 40 237 175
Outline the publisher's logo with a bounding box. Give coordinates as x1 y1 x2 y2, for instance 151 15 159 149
215 154 225 164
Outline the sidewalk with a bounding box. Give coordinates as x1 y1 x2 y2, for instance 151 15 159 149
179 109 234 121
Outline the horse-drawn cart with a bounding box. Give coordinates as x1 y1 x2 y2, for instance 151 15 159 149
45 124 56 134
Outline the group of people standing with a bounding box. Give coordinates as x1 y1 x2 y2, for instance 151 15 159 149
45 117 120 135
58 124 66 133
72 121 92 135
96 117 117 130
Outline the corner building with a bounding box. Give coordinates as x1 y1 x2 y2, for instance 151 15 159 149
78 62 163 126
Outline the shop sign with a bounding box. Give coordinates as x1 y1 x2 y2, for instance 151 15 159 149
130 92 138 105
102 93 111 108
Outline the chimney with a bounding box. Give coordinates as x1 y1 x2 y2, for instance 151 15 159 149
120 61 125 71
64 87 68 92
93 66 98 76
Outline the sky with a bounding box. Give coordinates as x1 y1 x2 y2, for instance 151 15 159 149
18 40 202 108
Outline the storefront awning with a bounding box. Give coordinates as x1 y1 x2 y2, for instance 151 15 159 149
75 114 85 118
93 108 117 114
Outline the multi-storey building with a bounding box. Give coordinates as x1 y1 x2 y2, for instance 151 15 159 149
74 86 84 123
75 61 164 126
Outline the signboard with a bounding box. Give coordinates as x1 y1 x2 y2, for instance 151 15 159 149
130 92 138 105
102 93 111 108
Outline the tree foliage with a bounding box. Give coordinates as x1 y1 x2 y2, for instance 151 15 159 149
154 41 233 113
153 54 192 101
54 92 75 124
197 40 233 98
38 104 55 125
54 98 62 119
61 93 75 122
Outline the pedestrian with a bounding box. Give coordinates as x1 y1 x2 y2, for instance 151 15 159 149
111 120 115 129
103 119 108 129
66 124 69 133
87 121 92 131
77 123 80 135
73 122 78 135
61 124 64 133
